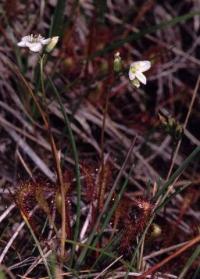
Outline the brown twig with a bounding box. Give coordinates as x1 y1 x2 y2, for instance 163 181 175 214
166 75 200 180
138 234 200 279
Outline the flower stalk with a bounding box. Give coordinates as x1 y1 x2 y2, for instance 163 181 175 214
39 54 67 261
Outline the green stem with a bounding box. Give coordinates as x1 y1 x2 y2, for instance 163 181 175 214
98 89 110 211
48 78 81 266
39 56 66 261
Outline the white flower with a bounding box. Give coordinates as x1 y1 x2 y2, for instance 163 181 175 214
17 34 51 52
129 60 151 87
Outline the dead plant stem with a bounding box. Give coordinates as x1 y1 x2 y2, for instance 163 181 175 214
155 75 200 209
166 75 200 180
138 234 200 279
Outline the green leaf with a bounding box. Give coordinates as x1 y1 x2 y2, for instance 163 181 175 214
94 0 107 23
90 10 200 58
0 269 6 279
179 245 200 279
153 146 200 201
49 0 67 37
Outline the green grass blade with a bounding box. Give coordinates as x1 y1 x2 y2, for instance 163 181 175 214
91 10 200 58
156 182 191 211
91 165 134 250
124 215 155 279
49 0 67 37
76 138 136 267
153 146 200 201
23 215 53 279
65 238 132 270
125 146 200 278
192 266 200 279
0 268 6 279
84 166 134 276
94 0 107 23
179 245 200 279
48 253 57 279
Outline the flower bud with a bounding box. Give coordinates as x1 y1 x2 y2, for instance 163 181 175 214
46 36 59 53
158 110 183 141
113 52 122 72
55 191 62 215
131 78 140 88
150 223 162 238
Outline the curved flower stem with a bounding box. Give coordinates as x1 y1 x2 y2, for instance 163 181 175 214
48 78 81 267
39 54 66 262
98 88 110 210
39 55 47 106
98 60 114 213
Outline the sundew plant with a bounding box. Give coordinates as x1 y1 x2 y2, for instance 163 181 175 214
0 1 200 279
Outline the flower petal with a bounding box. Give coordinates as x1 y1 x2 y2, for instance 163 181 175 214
135 71 146 84
17 41 27 47
129 69 136 80
130 61 151 72
41 38 51 45
28 42 43 52
137 61 151 72
21 35 30 42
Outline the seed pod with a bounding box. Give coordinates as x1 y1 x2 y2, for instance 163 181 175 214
114 52 122 72
55 191 62 216
150 223 162 238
